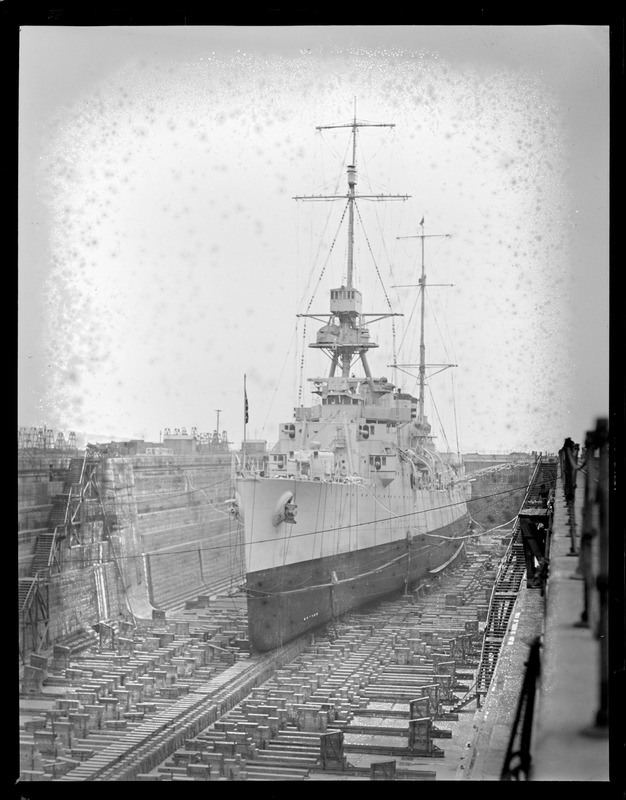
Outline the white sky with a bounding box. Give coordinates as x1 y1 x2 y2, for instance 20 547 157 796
18 25 610 453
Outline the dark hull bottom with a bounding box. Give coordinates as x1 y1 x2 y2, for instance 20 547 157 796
246 523 467 652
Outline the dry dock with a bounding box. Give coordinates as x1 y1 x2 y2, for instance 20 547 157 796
19 548 496 781
18 437 614 782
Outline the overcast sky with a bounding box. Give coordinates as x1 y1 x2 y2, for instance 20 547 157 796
18 25 609 453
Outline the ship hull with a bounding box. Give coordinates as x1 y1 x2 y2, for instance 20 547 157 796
237 474 469 651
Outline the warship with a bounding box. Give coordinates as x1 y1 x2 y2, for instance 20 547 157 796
234 111 471 651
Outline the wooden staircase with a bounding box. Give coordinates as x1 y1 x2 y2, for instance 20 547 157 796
19 578 37 615
30 533 56 575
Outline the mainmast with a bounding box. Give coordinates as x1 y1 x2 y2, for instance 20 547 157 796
395 218 456 422
295 103 408 383
346 102 358 289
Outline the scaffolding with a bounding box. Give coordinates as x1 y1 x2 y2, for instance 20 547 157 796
18 448 103 662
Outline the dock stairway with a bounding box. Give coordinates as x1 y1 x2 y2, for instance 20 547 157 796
19 454 92 662
475 457 556 703
25 456 87 581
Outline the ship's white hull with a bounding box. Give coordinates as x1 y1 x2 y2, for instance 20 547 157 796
235 475 469 651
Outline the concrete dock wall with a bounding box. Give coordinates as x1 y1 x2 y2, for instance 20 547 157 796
18 456 72 577
467 465 532 528
18 451 241 650
45 562 124 642
131 454 244 607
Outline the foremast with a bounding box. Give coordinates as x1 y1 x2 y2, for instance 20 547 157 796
295 107 408 391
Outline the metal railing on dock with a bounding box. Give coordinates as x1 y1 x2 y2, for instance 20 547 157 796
500 418 610 780
578 419 609 735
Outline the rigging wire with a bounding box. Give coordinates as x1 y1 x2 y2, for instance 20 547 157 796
354 202 396 315
77 481 542 569
297 318 308 408
318 127 351 176
79 474 234 505
350 126 406 370
451 369 462 464
426 383 451 454
249 550 415 598
303 204 350 307
426 288 454 368
295 185 346 319
423 245 461 456
357 125 400 266
395 284 421 364
260 323 299 438
296 202 350 406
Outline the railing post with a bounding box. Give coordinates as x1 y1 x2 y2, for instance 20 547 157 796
577 432 599 629
595 418 609 730
559 438 580 555
582 418 609 738
500 636 542 780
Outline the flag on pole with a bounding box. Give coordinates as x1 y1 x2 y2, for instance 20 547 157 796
420 215 425 226
244 384 249 424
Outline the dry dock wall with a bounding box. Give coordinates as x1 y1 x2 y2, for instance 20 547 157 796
467 464 532 528
19 456 130 643
44 561 124 642
129 453 244 608
18 452 242 651
101 458 155 621
18 455 73 577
